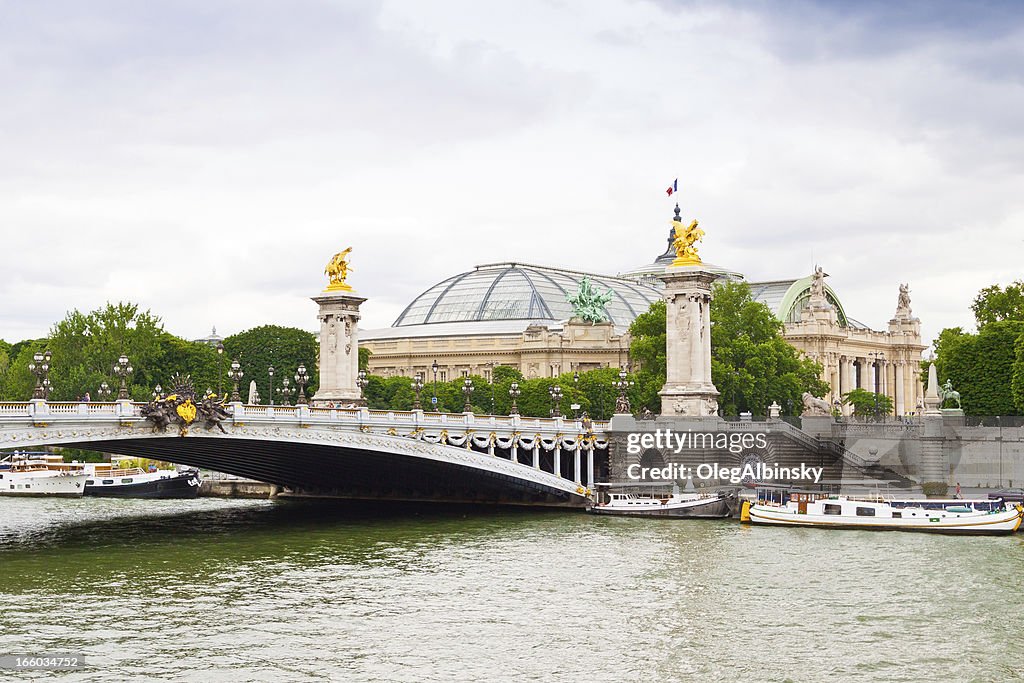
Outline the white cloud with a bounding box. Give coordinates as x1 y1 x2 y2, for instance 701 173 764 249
1 0 1022 350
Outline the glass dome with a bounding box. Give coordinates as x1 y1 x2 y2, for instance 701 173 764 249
393 262 661 328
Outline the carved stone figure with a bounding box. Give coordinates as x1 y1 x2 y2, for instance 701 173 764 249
810 265 826 300
567 277 614 324
895 283 913 317
802 391 831 416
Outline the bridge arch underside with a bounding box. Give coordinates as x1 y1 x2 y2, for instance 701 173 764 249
57 437 587 508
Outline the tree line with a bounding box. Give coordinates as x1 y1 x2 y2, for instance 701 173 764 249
1 282 833 418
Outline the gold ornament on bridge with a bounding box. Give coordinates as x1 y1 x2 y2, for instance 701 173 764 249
669 203 704 267
324 247 354 292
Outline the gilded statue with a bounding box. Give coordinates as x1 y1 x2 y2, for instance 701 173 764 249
671 218 704 267
324 247 354 292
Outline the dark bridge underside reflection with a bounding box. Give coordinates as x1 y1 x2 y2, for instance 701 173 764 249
60 438 585 507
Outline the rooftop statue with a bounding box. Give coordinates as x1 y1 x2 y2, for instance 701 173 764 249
895 283 913 318
324 247 354 292
567 277 614 324
810 265 826 299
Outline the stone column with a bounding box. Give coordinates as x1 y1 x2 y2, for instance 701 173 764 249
658 266 719 416
894 361 905 416
859 359 873 391
311 290 367 406
586 446 594 488
841 358 853 414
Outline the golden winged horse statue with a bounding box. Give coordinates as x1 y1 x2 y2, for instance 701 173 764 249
324 247 354 291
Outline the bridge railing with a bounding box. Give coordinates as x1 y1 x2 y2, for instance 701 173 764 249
0 400 608 435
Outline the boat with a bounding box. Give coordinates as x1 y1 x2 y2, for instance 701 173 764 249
741 488 1023 534
0 453 87 497
590 483 736 518
83 459 201 499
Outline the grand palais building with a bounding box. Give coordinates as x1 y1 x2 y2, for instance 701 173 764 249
361 214 927 416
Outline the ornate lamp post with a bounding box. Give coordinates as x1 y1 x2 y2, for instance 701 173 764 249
152 384 164 401
614 368 633 414
227 359 244 403
98 381 112 401
277 376 294 406
431 360 439 409
268 365 275 405
28 350 52 400
357 370 369 401
216 342 225 395
549 384 563 418
113 354 133 400
462 377 475 412
295 364 309 405
509 381 521 415
412 372 424 410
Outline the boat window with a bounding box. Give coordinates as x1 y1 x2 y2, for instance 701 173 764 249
823 504 842 515
121 478 133 484
85 480 94 485
24 484 30 489
855 507 875 517
892 512 902 518
102 479 114 484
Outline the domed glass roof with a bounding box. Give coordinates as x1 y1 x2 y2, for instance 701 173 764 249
393 262 661 328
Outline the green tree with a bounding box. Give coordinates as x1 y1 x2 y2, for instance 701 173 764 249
934 321 1024 415
1 341 48 400
842 388 894 418
972 280 1024 328
47 303 166 401
1013 334 1024 413
223 325 319 404
628 281 828 415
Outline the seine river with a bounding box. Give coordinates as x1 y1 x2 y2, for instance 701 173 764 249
2 497 1023 682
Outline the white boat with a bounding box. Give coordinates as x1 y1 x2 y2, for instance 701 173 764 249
741 489 1023 535
591 485 735 518
0 453 87 497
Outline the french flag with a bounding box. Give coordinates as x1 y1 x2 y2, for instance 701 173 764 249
666 178 678 196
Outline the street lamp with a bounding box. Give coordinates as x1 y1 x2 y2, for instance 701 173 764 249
462 377 475 412
152 384 164 401
431 360 439 410
227 359 244 403
216 342 225 395
509 381 521 415
28 350 52 400
295 364 309 405
357 370 369 401
614 368 634 414
412 372 424 410
113 354 133 400
549 384 563 418
277 377 294 405
268 365 275 406
98 381 112 401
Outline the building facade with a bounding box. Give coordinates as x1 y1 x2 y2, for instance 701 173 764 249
361 215 927 415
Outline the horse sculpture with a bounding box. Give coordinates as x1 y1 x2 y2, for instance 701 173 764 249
939 380 962 409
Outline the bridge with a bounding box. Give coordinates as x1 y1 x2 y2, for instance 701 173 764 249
0 400 608 507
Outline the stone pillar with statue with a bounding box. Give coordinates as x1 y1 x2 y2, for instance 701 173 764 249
658 203 720 417
312 247 367 407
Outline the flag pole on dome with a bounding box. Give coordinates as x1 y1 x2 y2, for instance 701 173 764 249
666 178 678 197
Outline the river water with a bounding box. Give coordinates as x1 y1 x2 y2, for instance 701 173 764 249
1 497 1023 682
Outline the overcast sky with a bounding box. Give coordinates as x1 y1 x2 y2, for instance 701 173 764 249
2 0 1022 349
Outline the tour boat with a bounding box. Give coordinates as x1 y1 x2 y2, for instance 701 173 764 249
741 489 1023 534
83 462 201 499
0 453 87 497
591 485 735 518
